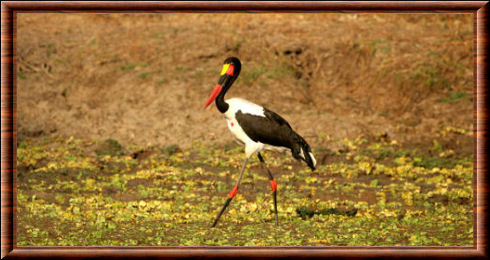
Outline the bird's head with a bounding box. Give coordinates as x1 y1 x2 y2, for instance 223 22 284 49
204 57 241 108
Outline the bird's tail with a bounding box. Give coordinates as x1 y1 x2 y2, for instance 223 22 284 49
291 132 316 171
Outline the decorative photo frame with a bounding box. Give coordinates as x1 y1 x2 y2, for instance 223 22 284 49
1 1 488 258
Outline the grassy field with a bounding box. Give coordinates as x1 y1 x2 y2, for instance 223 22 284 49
17 134 473 246
16 13 474 247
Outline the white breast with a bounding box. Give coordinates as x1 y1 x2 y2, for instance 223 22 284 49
224 98 265 118
223 98 266 157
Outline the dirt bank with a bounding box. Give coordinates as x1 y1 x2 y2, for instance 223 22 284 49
17 13 473 153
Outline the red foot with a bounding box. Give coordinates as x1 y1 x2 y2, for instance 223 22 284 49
228 185 239 198
270 180 277 192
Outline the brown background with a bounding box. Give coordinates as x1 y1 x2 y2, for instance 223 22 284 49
17 13 473 156
2 1 488 259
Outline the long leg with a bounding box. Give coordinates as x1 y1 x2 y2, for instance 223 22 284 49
257 152 278 225
211 157 249 227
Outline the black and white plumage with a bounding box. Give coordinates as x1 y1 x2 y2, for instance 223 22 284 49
205 57 316 227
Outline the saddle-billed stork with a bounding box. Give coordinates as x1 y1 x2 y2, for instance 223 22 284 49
205 57 316 227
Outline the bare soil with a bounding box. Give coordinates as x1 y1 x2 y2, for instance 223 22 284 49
17 13 473 154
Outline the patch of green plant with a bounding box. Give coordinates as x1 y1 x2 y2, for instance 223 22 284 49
412 153 458 169
95 139 123 157
47 43 56 57
411 64 449 90
369 39 390 55
267 64 296 79
18 71 27 79
138 72 149 79
160 144 181 156
16 135 473 246
296 206 358 219
428 51 441 57
438 91 469 104
120 64 136 71
158 77 168 85
240 66 267 85
432 139 443 152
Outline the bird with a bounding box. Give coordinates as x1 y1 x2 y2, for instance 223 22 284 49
204 57 316 227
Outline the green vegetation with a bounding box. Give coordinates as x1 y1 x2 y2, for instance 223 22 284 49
47 43 56 57
89 39 97 47
238 63 297 87
267 64 296 79
18 71 27 79
369 39 391 55
239 66 268 86
95 139 124 157
438 91 470 104
411 64 449 90
120 64 136 71
138 72 149 79
158 77 168 85
17 136 473 246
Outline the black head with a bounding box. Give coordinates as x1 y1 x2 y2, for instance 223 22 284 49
204 57 242 109
220 57 241 80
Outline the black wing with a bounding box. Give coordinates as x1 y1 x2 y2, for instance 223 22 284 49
235 107 295 148
236 107 316 170
263 107 292 129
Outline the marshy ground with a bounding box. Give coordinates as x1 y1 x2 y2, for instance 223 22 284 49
17 13 473 246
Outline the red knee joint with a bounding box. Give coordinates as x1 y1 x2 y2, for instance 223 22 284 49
228 185 239 198
270 180 277 192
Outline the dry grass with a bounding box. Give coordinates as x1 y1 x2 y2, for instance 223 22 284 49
17 13 472 150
